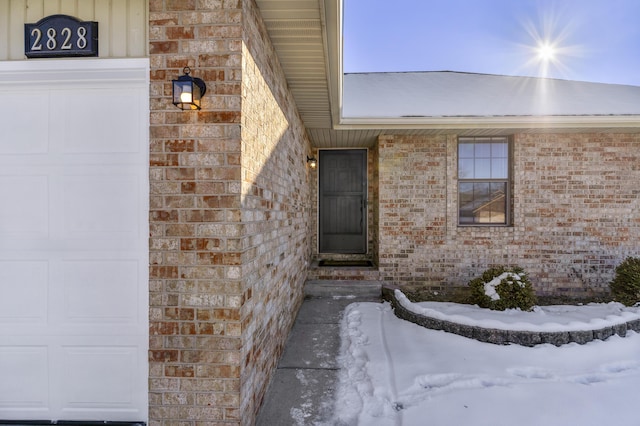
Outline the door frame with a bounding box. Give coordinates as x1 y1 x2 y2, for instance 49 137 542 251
316 148 369 254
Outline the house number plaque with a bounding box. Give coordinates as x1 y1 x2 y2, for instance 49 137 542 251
25 14 98 58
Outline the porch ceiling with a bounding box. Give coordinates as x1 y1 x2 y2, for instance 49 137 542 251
255 1 640 149
256 0 388 148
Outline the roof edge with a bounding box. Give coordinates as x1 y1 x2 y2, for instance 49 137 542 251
343 70 640 88
336 115 640 130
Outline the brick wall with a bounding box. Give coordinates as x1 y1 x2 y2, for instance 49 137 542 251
378 133 640 298
148 0 312 424
240 0 312 421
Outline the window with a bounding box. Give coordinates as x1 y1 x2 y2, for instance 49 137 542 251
458 137 511 225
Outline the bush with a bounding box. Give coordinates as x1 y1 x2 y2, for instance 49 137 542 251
468 266 537 311
609 257 640 307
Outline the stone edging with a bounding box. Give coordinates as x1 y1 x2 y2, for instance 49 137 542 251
382 286 640 347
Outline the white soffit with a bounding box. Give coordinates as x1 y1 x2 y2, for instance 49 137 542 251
255 0 333 130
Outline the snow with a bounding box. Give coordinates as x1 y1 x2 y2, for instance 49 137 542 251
333 299 640 426
481 271 523 301
395 290 640 333
343 72 640 118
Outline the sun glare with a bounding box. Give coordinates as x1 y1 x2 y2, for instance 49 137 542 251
537 42 556 62
515 5 585 80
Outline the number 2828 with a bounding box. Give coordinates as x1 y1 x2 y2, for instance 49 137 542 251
30 26 89 51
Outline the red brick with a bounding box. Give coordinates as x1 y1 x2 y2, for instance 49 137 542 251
180 238 222 251
200 69 226 82
166 0 195 10
214 308 240 321
150 69 166 81
149 266 179 279
166 57 193 69
164 308 195 320
164 365 195 377
150 125 180 139
181 182 196 194
150 41 179 54
150 153 179 167
197 111 241 123
149 321 179 335
166 26 194 40
166 140 196 152
149 350 179 362
202 195 240 208
165 112 195 124
150 210 179 222
165 168 196 180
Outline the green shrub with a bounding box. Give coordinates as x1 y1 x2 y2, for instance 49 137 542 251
468 266 537 311
610 257 640 307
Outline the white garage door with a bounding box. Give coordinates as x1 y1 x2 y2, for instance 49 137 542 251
0 59 149 422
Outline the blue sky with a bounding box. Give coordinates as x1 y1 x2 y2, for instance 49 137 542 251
343 0 640 86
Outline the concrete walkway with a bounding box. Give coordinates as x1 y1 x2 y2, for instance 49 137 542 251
256 281 381 426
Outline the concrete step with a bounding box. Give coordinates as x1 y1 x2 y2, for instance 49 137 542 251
306 266 381 281
304 279 383 298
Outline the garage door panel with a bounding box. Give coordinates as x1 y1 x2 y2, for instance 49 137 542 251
0 261 49 323
0 92 49 154
0 175 49 237
0 346 49 409
53 89 144 154
60 346 139 407
61 260 139 323
62 174 140 237
0 59 149 422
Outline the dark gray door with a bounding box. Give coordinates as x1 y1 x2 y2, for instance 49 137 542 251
319 149 367 253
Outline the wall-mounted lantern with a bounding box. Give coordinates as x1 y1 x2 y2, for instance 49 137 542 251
307 156 317 169
172 67 207 110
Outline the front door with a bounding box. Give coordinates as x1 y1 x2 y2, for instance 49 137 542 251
319 149 367 253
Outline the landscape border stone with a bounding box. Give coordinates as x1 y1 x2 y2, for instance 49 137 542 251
382 286 637 347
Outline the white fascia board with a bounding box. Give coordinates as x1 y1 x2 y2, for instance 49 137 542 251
0 58 149 86
322 0 343 128
336 115 640 130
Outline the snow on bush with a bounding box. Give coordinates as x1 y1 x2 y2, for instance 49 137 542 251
483 272 522 301
469 266 537 311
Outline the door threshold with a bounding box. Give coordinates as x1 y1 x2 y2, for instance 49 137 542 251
318 260 374 267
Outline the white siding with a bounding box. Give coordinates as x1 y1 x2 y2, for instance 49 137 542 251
0 0 147 60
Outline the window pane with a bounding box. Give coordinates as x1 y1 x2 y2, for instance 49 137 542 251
458 182 475 224
459 183 474 204
491 142 508 158
491 157 508 178
459 182 507 225
482 182 507 224
459 143 474 158
459 158 474 178
475 143 491 157
473 182 490 196
474 159 491 178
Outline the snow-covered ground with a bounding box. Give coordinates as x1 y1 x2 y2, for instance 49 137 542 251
333 298 640 426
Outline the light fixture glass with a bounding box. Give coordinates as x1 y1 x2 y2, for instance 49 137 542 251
180 90 193 104
307 156 317 169
172 67 207 110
